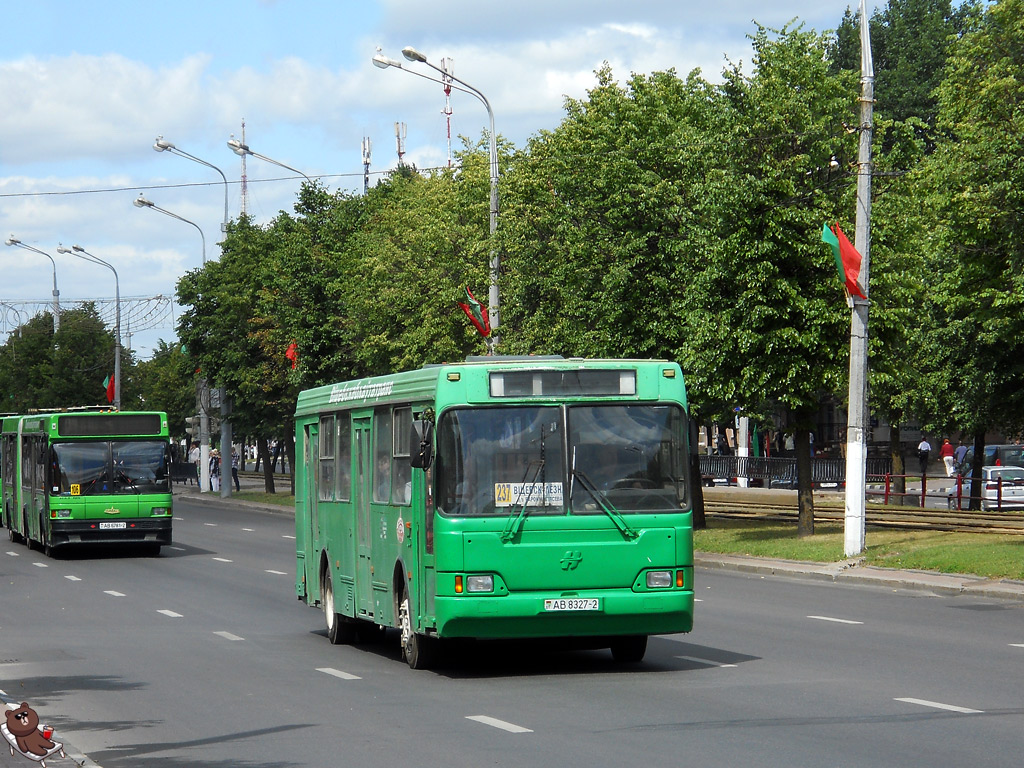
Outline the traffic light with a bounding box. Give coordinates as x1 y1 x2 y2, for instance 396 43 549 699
184 415 200 437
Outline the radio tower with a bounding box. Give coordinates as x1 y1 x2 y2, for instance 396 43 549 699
239 118 249 215
441 57 454 167
362 137 372 194
395 122 407 166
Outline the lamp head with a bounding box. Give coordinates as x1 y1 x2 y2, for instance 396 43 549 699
154 136 174 152
5 236 19 246
227 138 248 156
402 46 427 63
133 195 153 208
56 245 73 254
72 245 86 253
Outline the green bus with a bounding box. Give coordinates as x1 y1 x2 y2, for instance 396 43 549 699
2 410 173 556
294 357 695 668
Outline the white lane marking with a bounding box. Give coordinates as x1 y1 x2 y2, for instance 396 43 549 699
466 715 533 733
213 557 233 563
282 535 296 540
64 575 81 582
104 590 126 597
157 609 183 618
694 597 704 602
1010 643 1024 648
317 667 361 680
5 551 18 557
204 523 218 527
167 546 186 551
214 631 244 641
808 615 863 625
265 569 287 575
32 562 48 568
894 697 983 714
674 655 738 668
242 528 254 532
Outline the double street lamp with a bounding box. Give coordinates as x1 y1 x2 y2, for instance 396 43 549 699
373 45 500 342
4 237 60 333
57 244 121 410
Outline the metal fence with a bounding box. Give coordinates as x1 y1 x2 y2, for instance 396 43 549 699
698 455 893 487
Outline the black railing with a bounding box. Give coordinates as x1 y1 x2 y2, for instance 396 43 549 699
699 455 893 487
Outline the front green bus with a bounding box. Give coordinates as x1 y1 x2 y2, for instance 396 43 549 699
40 411 173 553
425 361 694 662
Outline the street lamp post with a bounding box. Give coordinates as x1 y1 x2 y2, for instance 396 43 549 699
227 138 312 184
373 46 500 344
57 244 121 410
133 194 212 492
133 195 207 264
4 237 61 334
154 136 230 233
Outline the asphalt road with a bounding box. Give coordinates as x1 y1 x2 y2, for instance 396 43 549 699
2 496 1023 768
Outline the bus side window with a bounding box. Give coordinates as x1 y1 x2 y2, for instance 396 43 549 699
373 409 393 503
393 407 412 505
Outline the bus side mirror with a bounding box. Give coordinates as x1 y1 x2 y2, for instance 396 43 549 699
410 420 434 469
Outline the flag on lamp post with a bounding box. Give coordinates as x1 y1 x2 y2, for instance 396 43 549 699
458 286 491 337
822 222 867 299
103 373 115 403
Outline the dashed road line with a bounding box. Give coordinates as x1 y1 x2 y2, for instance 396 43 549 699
204 523 218 527
242 528 254 532
466 715 533 733
1010 643 1024 648
157 609 183 618
265 569 287 575
167 546 186 551
64 575 81 582
808 615 863 625
317 667 361 680
213 631 244 641
674 655 738 668
282 535 296 540
32 562 48 568
213 557 233 563
5 551 18 557
104 590 126 597
894 697 983 714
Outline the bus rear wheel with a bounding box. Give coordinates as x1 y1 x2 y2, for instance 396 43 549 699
399 588 435 670
322 568 356 645
610 635 648 663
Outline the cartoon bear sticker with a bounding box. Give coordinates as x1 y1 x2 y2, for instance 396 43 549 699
2 702 64 765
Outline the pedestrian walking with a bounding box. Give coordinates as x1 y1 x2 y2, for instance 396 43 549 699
939 438 956 477
231 447 241 492
188 441 200 485
917 437 932 477
210 449 221 492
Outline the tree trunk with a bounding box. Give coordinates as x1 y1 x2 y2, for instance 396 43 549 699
795 427 814 536
691 451 706 530
257 436 276 494
969 428 985 511
285 429 296 496
889 422 908 505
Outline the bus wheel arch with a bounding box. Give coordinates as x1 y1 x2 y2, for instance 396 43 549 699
395 563 435 670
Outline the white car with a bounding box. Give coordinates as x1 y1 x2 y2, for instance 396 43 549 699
948 465 1024 510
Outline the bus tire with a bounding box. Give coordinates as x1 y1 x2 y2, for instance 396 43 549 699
610 635 648 663
399 588 435 670
40 515 52 558
6 509 22 544
322 568 356 645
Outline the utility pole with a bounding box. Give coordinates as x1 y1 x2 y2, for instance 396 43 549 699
844 0 874 557
362 137 372 194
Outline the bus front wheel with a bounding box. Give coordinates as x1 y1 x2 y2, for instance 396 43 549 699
322 568 356 645
399 589 435 670
610 635 648 663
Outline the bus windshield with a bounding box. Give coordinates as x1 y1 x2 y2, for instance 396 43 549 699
51 440 171 496
435 404 686 517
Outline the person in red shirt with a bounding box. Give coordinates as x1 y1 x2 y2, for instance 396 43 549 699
940 438 956 476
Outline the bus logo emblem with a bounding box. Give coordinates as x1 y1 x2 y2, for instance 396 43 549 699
104 508 121 515
560 551 583 570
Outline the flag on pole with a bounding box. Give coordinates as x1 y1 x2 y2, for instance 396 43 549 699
458 286 491 337
103 373 115 403
285 341 299 369
822 222 867 299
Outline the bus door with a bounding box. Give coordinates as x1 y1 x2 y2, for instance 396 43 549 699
301 423 318 603
353 418 374 620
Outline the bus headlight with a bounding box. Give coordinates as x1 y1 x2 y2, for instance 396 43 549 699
466 575 494 593
646 570 672 588
50 509 72 519
150 507 170 516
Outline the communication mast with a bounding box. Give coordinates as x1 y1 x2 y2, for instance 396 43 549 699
362 136 372 194
441 57 454 167
395 121 407 166
239 118 249 215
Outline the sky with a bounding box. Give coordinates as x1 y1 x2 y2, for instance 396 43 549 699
0 0 877 361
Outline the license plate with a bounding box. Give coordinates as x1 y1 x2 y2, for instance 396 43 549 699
544 598 600 611
99 521 127 530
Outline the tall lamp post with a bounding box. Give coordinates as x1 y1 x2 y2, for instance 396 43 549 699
4 237 61 333
373 46 500 344
57 244 121 409
227 139 312 184
154 136 230 234
133 194 212 492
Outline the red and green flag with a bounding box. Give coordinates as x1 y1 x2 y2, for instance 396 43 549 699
285 341 299 369
458 286 491 338
102 373 115 403
822 222 866 299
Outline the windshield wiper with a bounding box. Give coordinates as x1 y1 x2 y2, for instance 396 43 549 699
570 467 639 541
500 460 546 543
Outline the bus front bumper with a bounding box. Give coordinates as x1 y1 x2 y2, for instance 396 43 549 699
49 519 172 547
433 588 693 640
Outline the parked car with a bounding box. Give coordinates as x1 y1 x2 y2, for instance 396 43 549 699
955 444 1024 475
947 465 1024 510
